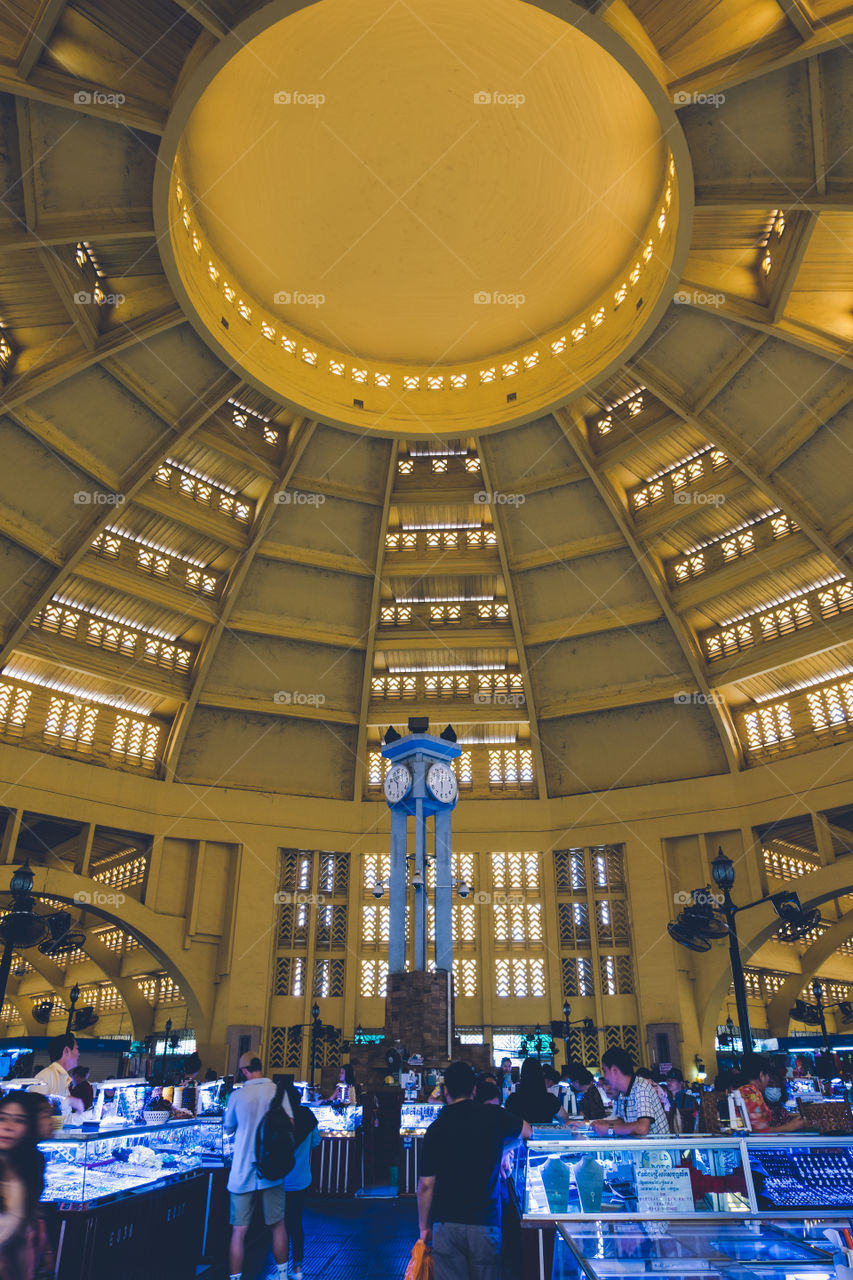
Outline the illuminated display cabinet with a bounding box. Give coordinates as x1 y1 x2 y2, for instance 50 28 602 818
399 1102 444 1193
550 1219 840 1280
511 1134 853 1280
306 1103 364 1194
39 1118 226 1280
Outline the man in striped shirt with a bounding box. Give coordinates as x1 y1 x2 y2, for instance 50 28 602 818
590 1048 669 1137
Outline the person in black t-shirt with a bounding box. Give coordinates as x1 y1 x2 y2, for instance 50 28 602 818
505 1057 570 1125
418 1061 531 1280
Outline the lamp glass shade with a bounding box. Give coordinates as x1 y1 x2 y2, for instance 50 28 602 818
9 863 34 896
711 851 735 890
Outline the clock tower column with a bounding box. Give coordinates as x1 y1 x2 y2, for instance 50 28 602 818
380 722 460 976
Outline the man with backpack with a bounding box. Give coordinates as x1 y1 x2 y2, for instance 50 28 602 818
224 1051 295 1280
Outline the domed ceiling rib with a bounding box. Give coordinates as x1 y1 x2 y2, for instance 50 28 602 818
632 359 853 585
162 415 316 781
477 450 549 797
558 406 745 773
776 0 816 41
352 439 398 802
663 8 853 98
0 368 240 667
170 0 231 38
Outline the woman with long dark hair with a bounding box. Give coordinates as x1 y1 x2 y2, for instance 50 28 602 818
0 1091 49 1280
505 1058 570 1125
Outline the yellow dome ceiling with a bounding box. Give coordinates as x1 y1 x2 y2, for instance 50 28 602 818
159 0 689 434
0 0 852 803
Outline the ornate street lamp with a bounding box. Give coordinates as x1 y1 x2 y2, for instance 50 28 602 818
668 848 821 1060
0 862 81 1015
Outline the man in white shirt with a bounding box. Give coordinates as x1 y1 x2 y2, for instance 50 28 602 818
223 1052 293 1280
28 1034 85 1112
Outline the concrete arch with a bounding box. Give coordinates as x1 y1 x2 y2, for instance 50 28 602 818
25 865 212 1043
6 928 153 1039
695 855 853 1051
765 906 853 1035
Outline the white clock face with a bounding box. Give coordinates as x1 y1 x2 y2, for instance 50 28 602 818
384 763 412 804
427 762 458 804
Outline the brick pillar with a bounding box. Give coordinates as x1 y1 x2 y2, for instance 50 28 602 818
385 970 453 1060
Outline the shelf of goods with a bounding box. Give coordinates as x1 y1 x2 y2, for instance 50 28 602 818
39 1117 228 1280
510 1132 853 1280
399 1103 444 1194
307 1104 364 1194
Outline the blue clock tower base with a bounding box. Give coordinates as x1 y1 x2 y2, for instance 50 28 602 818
385 969 453 1063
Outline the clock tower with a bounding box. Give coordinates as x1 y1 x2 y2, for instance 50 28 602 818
381 720 461 974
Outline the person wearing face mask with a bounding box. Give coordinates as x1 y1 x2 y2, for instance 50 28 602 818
763 1074 791 1127
738 1054 805 1134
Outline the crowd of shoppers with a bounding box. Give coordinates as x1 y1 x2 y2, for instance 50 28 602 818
0 1027 833 1280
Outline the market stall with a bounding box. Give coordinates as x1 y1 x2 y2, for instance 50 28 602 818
399 1102 443 1194
40 1117 228 1280
511 1131 853 1280
307 1103 363 1194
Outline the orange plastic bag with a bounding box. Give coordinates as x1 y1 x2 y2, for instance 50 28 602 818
404 1239 434 1280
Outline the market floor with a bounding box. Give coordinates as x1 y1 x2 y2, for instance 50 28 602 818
202 1195 419 1279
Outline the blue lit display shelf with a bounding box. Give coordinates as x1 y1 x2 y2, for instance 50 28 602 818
510 1134 853 1280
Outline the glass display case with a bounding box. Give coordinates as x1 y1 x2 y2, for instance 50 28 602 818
400 1102 443 1194
196 1077 228 1115
746 1137 853 1212
517 1135 751 1220
551 1218 840 1280
400 1102 443 1136
515 1133 853 1223
91 1078 150 1124
308 1103 363 1133
512 1135 853 1280
306 1104 363 1194
40 1118 225 1209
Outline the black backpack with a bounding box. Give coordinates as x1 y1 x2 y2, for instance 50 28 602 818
254 1080 296 1180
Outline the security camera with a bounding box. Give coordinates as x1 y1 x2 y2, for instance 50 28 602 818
372 881 385 900
457 880 470 900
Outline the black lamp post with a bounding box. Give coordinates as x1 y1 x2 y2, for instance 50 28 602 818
0 862 78 1015
66 984 80 1036
789 980 850 1060
711 851 754 1056
668 847 821 1063
812 981 831 1055
310 1002 321 1090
